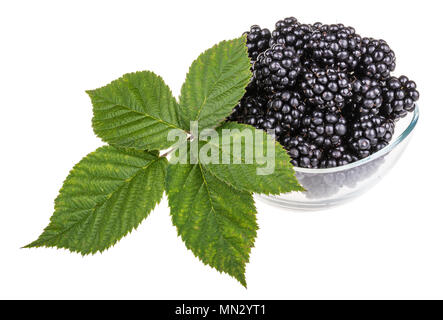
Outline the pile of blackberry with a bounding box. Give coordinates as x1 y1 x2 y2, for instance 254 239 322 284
230 17 420 169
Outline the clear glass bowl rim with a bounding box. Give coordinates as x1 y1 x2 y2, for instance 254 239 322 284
291 106 420 174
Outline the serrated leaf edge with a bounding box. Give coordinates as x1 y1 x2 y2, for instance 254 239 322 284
165 162 257 287
24 147 167 255
202 122 306 195
87 70 187 151
178 36 252 130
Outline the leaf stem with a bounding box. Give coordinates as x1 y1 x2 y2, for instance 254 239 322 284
160 148 176 158
160 136 193 158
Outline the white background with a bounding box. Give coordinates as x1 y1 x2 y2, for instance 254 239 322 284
1 0 442 299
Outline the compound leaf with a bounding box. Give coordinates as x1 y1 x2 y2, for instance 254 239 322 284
200 122 304 195
25 146 167 254
88 71 185 150
179 37 252 131
166 161 257 287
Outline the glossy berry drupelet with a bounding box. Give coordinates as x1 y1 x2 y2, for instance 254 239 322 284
358 38 396 80
267 91 309 133
300 109 348 149
253 44 302 93
306 23 362 71
270 22 313 56
349 114 395 159
300 67 352 112
280 135 323 169
380 75 419 120
320 146 358 168
261 109 288 138
274 17 299 33
350 77 383 115
244 25 271 62
228 90 267 126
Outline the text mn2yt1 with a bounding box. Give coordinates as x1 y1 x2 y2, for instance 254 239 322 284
175 304 266 317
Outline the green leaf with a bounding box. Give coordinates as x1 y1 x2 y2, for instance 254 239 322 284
166 161 257 287
179 37 252 131
200 122 304 195
87 71 185 150
25 146 167 254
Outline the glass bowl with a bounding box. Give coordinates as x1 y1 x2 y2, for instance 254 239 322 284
258 106 419 211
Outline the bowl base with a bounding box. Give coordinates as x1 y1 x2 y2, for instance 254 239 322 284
256 184 377 211
256 194 357 211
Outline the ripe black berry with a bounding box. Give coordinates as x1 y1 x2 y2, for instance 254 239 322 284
306 23 362 71
228 89 267 125
380 75 419 120
300 109 348 149
274 17 299 33
349 114 395 158
300 67 352 112
253 44 302 93
280 135 323 168
270 22 313 56
244 25 271 62
358 38 396 80
350 77 383 115
320 146 358 168
232 17 420 169
267 91 308 133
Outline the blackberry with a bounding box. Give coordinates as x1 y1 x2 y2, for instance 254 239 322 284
349 114 395 159
270 23 313 56
280 135 323 169
358 38 396 80
350 77 383 115
228 90 268 125
253 44 302 93
260 112 278 132
300 109 348 149
267 91 309 133
320 146 358 168
228 105 243 122
380 75 419 120
229 17 420 170
261 108 289 138
274 17 299 33
244 25 271 61
300 66 352 112
306 23 362 71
